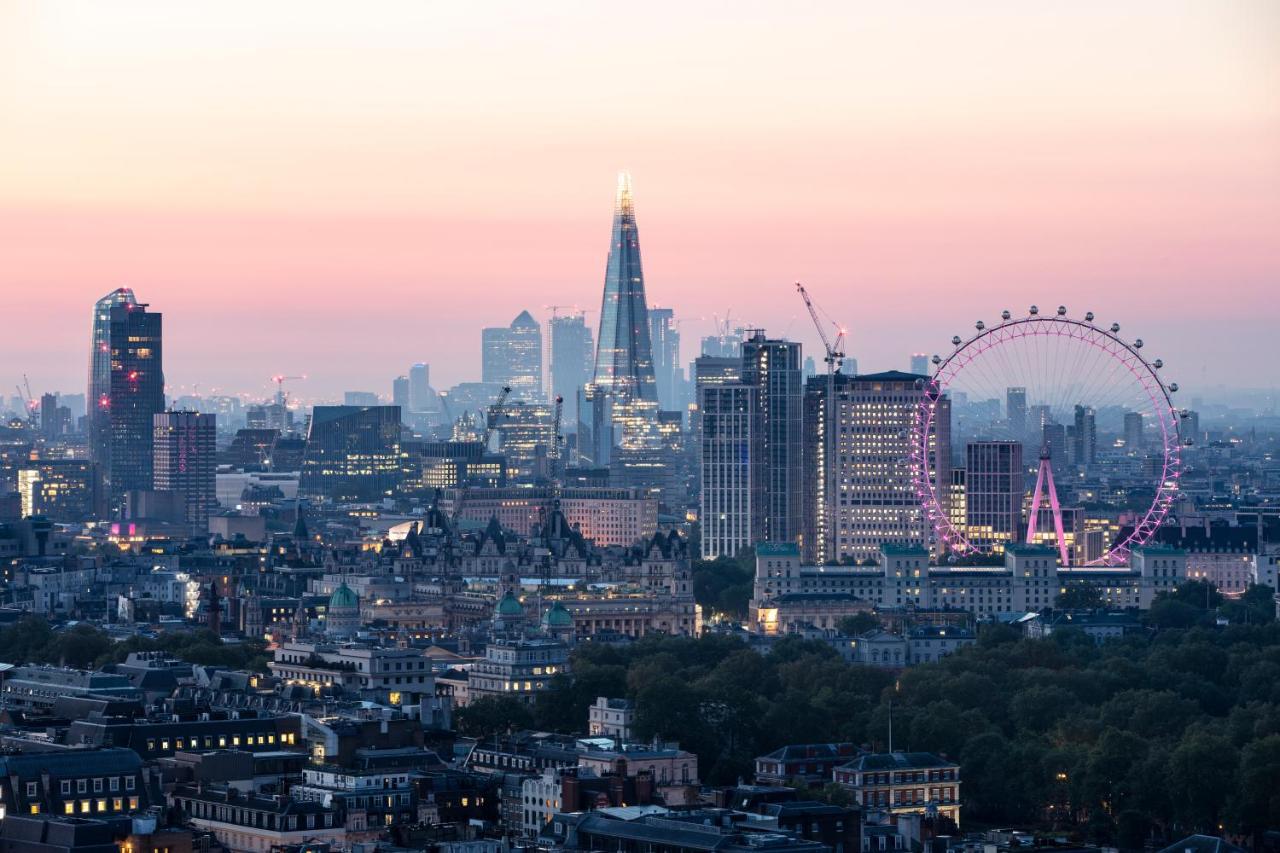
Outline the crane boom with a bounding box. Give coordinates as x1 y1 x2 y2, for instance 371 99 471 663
482 385 512 449
794 281 847 565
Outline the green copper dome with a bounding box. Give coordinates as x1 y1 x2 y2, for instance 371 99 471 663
543 601 573 628
329 582 358 610
496 591 524 617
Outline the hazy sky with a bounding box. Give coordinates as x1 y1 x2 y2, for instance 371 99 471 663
2 1 1277 402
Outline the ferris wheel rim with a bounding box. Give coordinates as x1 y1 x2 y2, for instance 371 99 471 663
913 310 1182 567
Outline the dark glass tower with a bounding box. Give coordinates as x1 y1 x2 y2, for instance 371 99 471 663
88 287 138 479
741 332 803 546
89 292 164 515
592 172 657 403
299 406 402 503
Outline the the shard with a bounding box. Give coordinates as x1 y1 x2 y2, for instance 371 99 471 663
592 172 657 403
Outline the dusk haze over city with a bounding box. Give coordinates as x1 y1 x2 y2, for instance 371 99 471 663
1 5 1279 853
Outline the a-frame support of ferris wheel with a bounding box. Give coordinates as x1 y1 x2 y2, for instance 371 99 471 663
1025 445 1071 567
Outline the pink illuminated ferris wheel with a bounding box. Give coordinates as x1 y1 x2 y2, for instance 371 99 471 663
911 305 1186 566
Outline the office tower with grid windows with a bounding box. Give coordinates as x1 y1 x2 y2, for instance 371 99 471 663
802 371 950 564
153 410 217 528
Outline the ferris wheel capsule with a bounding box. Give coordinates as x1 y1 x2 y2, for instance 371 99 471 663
931 355 941 365
1085 311 1095 322
1029 305 1039 315
1001 310 1011 321
975 321 985 331
1134 339 1143 348
1056 305 1067 316
1168 383 1178 392
952 336 962 346
1153 359 1163 369
1110 323 1120 333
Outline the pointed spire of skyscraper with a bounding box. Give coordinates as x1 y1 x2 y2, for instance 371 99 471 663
592 171 657 402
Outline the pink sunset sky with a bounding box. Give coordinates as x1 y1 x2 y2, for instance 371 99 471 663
2 1 1277 402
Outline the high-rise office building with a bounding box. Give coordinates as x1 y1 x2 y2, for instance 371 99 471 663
802 356 817 380
494 400 556 483
802 372 950 564
1072 405 1097 467
408 363 432 412
649 307 680 411
153 410 217 528
1042 422 1068 474
699 383 762 559
88 291 164 515
548 313 593 426
40 393 71 438
299 406 403 503
344 391 380 407
1006 387 1027 438
17 459 97 521
964 440 1023 553
1124 411 1145 452
591 172 657 404
910 353 929 376
392 375 410 410
483 311 543 401
580 172 660 467
740 332 803 546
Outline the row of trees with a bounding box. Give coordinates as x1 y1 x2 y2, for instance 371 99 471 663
0 616 269 672
460 592 1280 848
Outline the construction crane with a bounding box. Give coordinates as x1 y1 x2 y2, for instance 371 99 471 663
17 375 37 427
270 375 305 408
547 394 565 494
482 385 512 450
795 281 847 565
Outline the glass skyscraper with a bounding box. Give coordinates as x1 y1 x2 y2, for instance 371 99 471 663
88 287 138 487
88 290 164 515
592 172 657 403
299 405 402 503
482 310 543 401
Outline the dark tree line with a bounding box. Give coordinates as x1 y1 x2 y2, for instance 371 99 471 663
461 584 1280 848
0 616 269 672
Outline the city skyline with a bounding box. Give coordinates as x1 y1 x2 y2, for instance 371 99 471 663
2 2 1277 399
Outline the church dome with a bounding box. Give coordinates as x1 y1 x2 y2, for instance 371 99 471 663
543 601 573 628
329 582 358 610
496 590 524 617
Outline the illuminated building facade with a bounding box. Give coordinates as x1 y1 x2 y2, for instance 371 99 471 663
153 410 217 528
699 382 762 558
964 440 1023 554
592 172 657 405
17 459 97 521
802 372 950 564
751 543 1188 633
581 173 659 466
494 400 555 482
741 332 803 546
87 287 137 495
483 310 544 401
299 406 402 503
95 296 165 515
